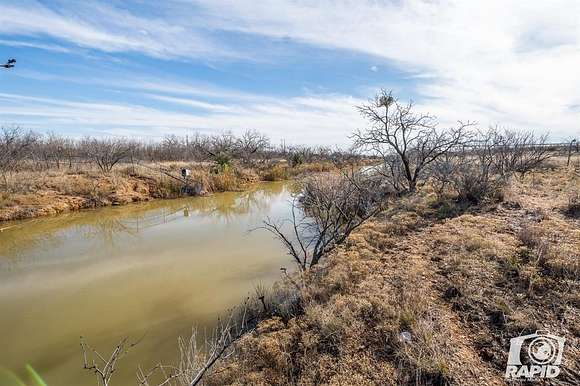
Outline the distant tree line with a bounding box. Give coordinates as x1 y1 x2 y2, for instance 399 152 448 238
0 127 362 178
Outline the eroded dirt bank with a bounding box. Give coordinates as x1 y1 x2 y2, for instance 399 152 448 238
0 161 332 222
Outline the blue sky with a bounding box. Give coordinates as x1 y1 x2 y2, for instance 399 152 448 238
0 1 578 145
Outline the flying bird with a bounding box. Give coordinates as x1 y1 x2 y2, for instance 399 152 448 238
1 59 16 69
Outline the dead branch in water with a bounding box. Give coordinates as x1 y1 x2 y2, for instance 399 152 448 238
80 335 142 386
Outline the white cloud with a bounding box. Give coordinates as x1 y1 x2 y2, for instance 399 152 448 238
1 0 578 140
0 0 241 60
189 0 580 139
0 39 71 53
0 92 364 146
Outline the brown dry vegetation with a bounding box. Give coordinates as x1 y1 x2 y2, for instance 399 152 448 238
204 159 579 385
0 160 337 222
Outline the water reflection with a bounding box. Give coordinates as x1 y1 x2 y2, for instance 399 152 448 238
0 181 290 269
0 181 293 386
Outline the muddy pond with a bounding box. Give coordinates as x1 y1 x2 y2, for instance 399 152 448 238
0 181 296 385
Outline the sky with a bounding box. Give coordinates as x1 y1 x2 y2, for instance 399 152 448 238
0 0 578 146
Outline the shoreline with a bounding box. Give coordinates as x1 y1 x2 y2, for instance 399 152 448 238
0 161 340 223
0 180 287 228
0 176 278 224
208 163 580 385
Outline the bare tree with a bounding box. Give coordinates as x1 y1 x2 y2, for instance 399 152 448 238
34 132 73 170
263 171 385 270
186 133 212 162
489 127 552 178
352 90 474 193
161 135 185 161
206 132 240 170
0 127 37 185
82 137 135 173
237 129 270 165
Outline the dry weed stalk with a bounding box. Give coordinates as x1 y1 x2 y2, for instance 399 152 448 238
80 335 141 386
138 303 252 386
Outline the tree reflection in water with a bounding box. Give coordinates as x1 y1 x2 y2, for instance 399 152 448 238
0 182 290 268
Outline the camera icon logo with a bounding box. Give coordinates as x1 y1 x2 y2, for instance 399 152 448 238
505 331 566 379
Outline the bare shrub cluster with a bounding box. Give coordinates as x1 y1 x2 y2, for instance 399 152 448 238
81 137 136 173
487 128 551 178
353 90 553 204
430 127 552 204
430 130 503 204
0 127 37 185
263 170 386 270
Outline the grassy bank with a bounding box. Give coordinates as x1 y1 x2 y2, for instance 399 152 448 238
0 160 337 222
205 160 579 385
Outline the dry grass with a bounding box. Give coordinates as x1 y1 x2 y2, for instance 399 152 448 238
207 160 579 385
0 160 323 222
291 161 336 175
261 164 289 181
257 160 337 182
0 159 351 221
565 189 580 218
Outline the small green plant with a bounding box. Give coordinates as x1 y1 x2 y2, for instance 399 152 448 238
213 152 232 172
0 364 48 386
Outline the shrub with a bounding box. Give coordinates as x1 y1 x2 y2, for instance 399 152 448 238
517 225 544 249
434 154 504 205
81 137 135 173
262 164 288 181
0 127 37 185
453 165 504 204
490 128 552 178
213 152 232 171
290 152 304 167
263 171 386 270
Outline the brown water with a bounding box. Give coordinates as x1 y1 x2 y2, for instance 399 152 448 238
0 182 295 386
